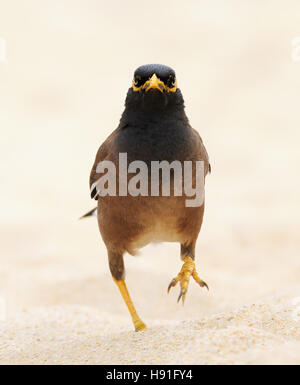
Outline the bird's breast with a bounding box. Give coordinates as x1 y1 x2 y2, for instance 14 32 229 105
116 121 193 163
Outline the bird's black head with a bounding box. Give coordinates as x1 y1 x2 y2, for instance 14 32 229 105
133 64 177 93
124 64 184 112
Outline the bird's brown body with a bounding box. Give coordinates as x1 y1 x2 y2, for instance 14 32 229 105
86 64 210 331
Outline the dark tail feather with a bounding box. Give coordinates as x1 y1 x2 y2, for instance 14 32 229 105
80 207 97 219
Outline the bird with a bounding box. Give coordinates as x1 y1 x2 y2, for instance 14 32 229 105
83 64 210 331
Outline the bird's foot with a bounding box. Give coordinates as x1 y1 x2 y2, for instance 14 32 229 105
167 256 208 304
134 319 147 332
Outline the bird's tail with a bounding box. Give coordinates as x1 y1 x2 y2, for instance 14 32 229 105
79 207 98 219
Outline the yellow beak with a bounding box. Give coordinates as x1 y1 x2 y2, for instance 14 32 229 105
143 74 165 93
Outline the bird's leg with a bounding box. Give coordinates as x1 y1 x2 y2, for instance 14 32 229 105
109 251 146 331
168 256 208 304
114 279 146 331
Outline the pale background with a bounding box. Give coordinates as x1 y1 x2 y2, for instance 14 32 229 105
0 0 299 364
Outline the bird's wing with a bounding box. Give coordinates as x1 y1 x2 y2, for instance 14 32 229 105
89 130 117 200
192 128 211 175
80 207 98 219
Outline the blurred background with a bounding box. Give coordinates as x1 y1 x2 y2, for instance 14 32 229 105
0 0 299 361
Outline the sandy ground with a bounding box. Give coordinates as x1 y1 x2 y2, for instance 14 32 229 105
0 1 300 364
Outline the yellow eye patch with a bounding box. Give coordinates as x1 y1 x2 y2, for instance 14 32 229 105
132 74 177 93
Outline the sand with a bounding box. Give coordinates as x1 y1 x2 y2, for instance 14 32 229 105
1 295 300 365
0 220 299 364
0 0 300 364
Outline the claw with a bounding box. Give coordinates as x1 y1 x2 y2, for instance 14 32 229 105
192 271 209 291
168 256 208 304
199 281 209 291
177 289 186 304
167 276 180 293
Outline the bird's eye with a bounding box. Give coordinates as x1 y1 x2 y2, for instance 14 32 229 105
166 75 176 88
134 76 143 87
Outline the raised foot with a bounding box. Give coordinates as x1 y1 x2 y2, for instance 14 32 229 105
168 256 208 304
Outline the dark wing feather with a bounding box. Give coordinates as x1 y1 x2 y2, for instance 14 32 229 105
192 128 211 175
89 130 117 200
80 207 97 219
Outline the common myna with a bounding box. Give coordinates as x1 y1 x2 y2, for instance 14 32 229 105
83 64 210 331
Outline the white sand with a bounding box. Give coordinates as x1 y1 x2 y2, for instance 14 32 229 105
1 295 300 364
0 225 299 364
1 0 300 364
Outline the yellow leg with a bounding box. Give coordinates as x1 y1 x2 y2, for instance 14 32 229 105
114 279 146 332
168 256 208 304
